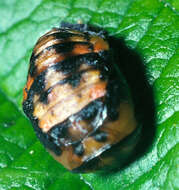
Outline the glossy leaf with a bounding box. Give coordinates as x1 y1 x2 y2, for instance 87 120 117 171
0 0 178 189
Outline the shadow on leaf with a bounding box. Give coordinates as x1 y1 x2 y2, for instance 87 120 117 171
97 35 156 176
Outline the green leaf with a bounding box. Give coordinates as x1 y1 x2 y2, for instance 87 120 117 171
0 0 178 189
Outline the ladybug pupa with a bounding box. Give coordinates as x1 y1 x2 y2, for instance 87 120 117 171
23 23 140 173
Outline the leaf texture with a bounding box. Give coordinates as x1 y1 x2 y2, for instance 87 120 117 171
0 0 178 189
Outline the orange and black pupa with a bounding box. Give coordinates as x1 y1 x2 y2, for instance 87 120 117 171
23 22 140 173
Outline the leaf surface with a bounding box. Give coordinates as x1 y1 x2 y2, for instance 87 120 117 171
0 0 178 189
